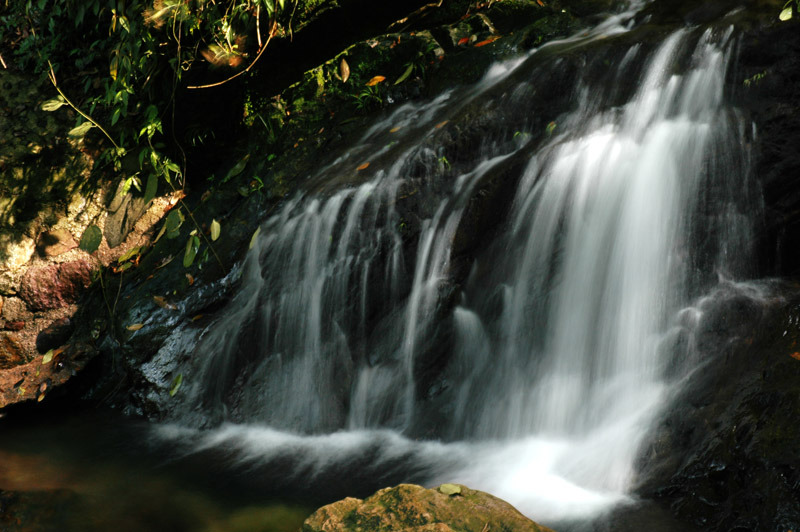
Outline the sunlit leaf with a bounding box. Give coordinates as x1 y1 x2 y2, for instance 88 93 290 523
183 235 200 267
438 484 462 496
390 126 402 133
210 219 221 241
41 97 66 112
169 373 183 397
127 323 145 331
117 246 141 264
79 225 103 253
249 227 261 249
474 36 500 47
42 350 54 365
68 121 94 138
395 63 414 85
457 37 469 46
357 162 370 171
366 75 386 86
780 6 793 20
340 57 350 83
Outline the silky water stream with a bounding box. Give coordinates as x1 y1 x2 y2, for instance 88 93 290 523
1 3 763 531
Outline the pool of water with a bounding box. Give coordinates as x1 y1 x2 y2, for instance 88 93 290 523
0 409 313 532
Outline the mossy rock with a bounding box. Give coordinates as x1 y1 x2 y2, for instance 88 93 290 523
301 483 554 532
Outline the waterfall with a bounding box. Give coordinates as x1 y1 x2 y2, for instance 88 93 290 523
152 3 759 526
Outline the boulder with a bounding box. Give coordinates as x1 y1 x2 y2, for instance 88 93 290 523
301 483 553 532
18 260 94 311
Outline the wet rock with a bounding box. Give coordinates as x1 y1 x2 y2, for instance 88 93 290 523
18 260 94 311
636 283 800 532
0 334 25 369
36 229 78 258
36 317 74 354
301 483 553 532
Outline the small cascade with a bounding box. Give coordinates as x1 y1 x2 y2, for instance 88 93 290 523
152 2 761 525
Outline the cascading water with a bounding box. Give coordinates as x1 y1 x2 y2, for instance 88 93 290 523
150 2 760 527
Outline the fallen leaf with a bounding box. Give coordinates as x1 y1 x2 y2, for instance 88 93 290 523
153 296 176 310
357 162 370 171
435 120 449 129
790 352 800 361
457 37 469 46
126 323 145 331
155 255 175 269
210 219 221 241
474 36 500 47
169 374 183 397
366 75 386 86
536 0 545 6
42 350 54 365
191 314 204 322
249 227 261 250
340 57 350 83
185 273 194 286
390 127 402 133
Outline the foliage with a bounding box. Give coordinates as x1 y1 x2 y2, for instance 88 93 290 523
0 0 298 189
780 0 797 21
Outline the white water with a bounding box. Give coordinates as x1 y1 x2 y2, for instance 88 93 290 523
150 4 759 526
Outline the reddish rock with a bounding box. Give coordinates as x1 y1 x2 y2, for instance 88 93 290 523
18 261 94 311
3 321 24 331
0 334 24 369
36 229 78 258
36 317 74 354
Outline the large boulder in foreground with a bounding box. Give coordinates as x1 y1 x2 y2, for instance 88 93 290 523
301 483 553 532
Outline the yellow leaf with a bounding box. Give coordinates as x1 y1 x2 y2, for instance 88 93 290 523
340 57 350 83
249 227 261 250
390 127 401 133
366 75 386 86
210 219 221 241
127 323 145 331
191 314 204 322
42 350 54 365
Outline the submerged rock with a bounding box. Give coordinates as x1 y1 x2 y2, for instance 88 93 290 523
301 483 553 532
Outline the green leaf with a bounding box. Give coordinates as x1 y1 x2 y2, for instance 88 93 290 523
438 484 462 496
545 121 557 136
117 246 141 264
169 374 183 397
249 227 261 249
223 154 250 183
42 350 54 365
68 121 94 138
780 6 793 20
41 97 66 112
183 235 200 267
144 173 158 204
210 219 221 241
111 107 121 126
395 63 414 85
165 209 185 239
79 225 103 253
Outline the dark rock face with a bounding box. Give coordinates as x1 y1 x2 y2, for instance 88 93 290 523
18 260 94 311
36 317 74 354
636 282 800 532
